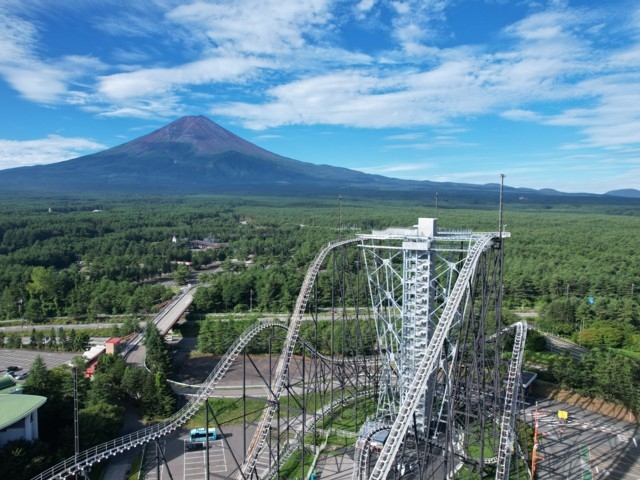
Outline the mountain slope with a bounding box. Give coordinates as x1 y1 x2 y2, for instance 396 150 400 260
0 116 401 193
0 116 636 206
605 189 640 198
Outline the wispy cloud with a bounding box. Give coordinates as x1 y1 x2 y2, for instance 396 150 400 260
253 134 283 140
358 162 435 175
0 135 105 169
166 1 334 56
0 6 106 103
97 56 267 101
384 133 424 141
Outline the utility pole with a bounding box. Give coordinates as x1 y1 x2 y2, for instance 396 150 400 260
498 174 505 234
435 192 439 217
73 365 81 477
338 195 343 240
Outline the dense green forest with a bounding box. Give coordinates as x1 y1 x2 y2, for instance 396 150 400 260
0 194 639 404
1 193 639 478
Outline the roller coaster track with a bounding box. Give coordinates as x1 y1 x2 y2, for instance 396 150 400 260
33 232 520 480
352 322 528 480
495 320 527 479
237 237 359 479
352 423 391 480
30 320 287 480
30 237 357 480
368 233 498 480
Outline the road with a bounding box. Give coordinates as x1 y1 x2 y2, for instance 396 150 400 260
526 398 640 479
123 286 196 367
155 287 196 336
0 322 120 333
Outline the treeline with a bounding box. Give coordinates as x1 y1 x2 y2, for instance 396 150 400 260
0 324 175 480
0 327 89 351
0 317 140 351
0 197 341 322
537 296 640 350
551 348 639 411
2 195 636 354
1 195 639 405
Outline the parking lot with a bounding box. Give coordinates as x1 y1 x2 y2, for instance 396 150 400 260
136 424 256 480
526 398 640 479
0 348 81 376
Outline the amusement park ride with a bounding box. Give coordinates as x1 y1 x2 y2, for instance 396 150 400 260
31 212 529 480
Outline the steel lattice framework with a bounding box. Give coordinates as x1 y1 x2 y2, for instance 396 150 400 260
32 218 528 480
353 218 527 480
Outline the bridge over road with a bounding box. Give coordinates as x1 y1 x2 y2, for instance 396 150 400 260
124 286 196 366
154 286 196 337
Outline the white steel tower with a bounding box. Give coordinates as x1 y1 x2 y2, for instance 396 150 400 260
359 218 483 433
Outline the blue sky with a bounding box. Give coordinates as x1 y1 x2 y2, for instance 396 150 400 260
0 0 638 194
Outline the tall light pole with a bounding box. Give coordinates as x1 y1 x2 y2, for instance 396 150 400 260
73 365 80 462
499 174 505 234
17 298 24 328
338 195 343 240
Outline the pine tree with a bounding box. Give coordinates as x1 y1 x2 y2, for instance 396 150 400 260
154 372 176 417
22 355 51 396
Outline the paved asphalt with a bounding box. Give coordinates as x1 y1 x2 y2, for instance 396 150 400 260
0 348 80 373
525 398 640 479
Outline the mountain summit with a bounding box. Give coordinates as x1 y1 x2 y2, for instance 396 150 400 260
0 115 394 194
116 115 279 158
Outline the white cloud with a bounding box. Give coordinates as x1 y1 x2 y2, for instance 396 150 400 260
501 109 542 122
1 65 67 103
0 9 66 102
0 7 106 103
98 56 268 101
253 134 283 140
358 162 434 175
355 0 376 19
0 135 106 169
97 95 185 120
94 7 167 38
384 133 424 141
167 0 334 56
